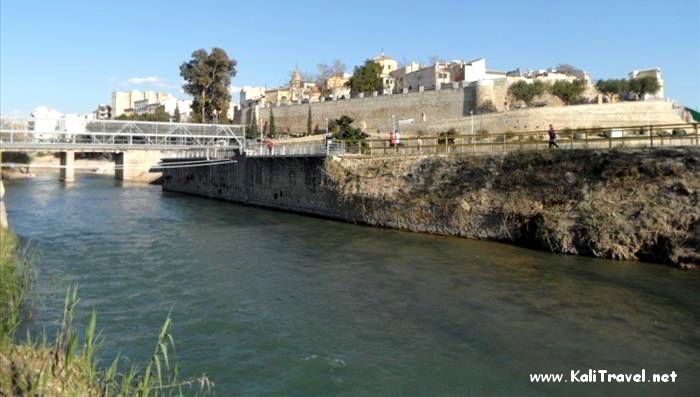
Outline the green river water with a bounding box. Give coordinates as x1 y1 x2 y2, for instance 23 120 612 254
4 173 699 396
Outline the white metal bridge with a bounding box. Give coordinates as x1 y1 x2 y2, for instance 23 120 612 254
0 116 246 153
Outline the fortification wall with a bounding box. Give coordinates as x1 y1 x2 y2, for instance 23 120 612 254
254 87 477 133
400 100 688 134
244 84 685 136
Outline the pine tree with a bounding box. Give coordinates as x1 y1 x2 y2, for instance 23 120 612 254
307 106 313 136
269 109 276 138
174 104 181 122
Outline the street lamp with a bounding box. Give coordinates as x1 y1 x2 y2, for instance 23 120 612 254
470 110 474 136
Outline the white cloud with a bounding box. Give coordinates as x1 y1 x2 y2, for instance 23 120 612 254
127 76 162 85
124 76 178 89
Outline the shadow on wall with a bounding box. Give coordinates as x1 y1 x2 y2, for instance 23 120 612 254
462 88 475 117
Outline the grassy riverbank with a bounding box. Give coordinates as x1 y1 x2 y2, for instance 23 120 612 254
0 227 212 395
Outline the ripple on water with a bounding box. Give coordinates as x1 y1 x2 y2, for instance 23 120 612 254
4 175 700 397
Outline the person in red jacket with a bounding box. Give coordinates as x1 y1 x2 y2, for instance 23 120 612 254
548 124 559 149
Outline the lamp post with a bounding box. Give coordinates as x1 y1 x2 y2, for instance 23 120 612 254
470 110 474 136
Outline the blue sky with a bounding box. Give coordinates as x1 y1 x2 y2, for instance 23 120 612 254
1 0 699 115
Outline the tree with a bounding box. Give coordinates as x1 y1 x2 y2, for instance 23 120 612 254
475 100 497 114
508 80 546 106
306 106 313 135
268 108 276 138
180 48 237 123
328 115 367 141
595 79 628 102
555 64 586 80
628 76 660 100
173 104 181 122
113 105 169 122
346 59 383 94
548 79 586 105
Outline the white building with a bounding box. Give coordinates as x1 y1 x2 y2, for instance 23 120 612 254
111 90 173 118
373 52 399 94
94 104 111 120
239 86 266 105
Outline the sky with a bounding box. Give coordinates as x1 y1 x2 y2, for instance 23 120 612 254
1 0 699 115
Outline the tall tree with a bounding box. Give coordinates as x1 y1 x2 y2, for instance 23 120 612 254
548 79 586 105
555 64 586 80
595 79 629 102
307 106 313 135
508 80 546 106
269 108 276 138
628 76 660 100
346 60 383 94
173 104 181 122
180 48 237 123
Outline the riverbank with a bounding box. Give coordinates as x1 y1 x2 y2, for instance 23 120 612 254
1 153 114 180
162 147 700 269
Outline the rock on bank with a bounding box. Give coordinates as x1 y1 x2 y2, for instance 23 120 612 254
162 148 700 268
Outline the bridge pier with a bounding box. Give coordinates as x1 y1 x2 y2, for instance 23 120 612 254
59 151 75 182
114 150 164 183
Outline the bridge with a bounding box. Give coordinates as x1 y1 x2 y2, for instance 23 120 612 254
1 117 247 181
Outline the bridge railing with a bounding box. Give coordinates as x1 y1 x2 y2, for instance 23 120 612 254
0 117 247 149
337 122 700 156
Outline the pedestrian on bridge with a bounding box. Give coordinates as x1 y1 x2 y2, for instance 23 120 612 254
548 124 559 149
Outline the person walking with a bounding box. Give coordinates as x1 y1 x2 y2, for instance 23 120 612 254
548 124 559 149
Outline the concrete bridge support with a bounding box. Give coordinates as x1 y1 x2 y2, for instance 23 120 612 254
59 151 75 182
114 150 164 183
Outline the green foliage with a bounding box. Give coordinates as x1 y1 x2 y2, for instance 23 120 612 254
595 79 629 100
628 76 660 99
476 128 490 140
180 48 237 123
346 60 383 94
508 80 546 106
0 285 214 395
437 128 457 145
548 79 586 105
0 228 34 338
269 109 276 138
114 106 170 122
475 100 497 114
329 115 368 141
173 104 181 123
555 64 586 80
307 106 313 136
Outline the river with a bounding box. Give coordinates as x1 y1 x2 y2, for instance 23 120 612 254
4 173 699 396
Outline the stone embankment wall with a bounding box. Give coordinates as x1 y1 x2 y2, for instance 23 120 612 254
162 148 700 269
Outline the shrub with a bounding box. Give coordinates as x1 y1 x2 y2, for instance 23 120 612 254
672 129 687 136
508 80 546 106
476 128 490 140
475 100 497 114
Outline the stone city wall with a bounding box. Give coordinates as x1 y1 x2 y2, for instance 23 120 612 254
399 100 688 135
240 83 687 136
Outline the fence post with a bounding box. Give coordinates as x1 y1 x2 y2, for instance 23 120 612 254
502 133 506 152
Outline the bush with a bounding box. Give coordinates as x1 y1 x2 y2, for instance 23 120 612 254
672 129 688 136
559 128 573 139
437 128 457 146
475 100 497 114
508 80 546 106
476 128 490 140
548 79 586 105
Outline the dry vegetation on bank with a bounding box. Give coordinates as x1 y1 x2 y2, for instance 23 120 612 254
325 148 700 268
